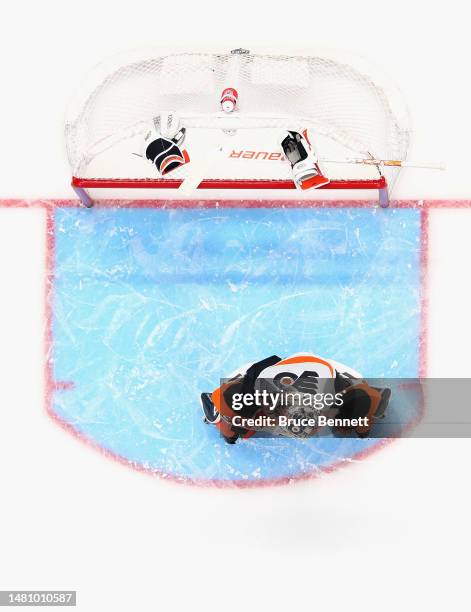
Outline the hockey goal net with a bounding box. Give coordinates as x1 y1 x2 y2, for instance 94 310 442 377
65 48 411 206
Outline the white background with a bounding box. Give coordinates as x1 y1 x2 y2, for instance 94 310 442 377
0 1 470 611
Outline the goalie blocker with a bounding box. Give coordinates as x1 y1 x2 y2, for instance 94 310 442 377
280 130 330 190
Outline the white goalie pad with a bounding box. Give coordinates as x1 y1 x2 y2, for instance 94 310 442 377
81 122 384 184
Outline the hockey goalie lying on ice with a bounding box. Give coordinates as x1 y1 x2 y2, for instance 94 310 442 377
142 112 329 191
200 354 391 444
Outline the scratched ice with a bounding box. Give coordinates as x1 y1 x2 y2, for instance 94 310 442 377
51 205 421 484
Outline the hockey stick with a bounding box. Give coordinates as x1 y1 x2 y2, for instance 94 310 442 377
319 157 445 170
178 138 232 196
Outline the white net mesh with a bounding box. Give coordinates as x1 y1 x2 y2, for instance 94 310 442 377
66 49 411 187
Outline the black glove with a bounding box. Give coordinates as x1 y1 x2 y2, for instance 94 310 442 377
145 128 188 175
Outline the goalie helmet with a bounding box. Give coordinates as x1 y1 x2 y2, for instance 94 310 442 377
253 355 337 437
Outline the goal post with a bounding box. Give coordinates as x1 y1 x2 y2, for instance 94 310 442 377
65 48 410 208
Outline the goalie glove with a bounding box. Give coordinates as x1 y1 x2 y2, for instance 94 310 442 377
144 113 189 175
335 383 391 438
280 130 330 190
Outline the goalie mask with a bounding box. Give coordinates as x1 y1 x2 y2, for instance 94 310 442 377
253 359 337 437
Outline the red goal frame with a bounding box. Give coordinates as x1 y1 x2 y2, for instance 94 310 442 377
71 174 390 208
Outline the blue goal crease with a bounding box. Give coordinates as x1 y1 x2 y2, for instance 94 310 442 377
50 206 422 482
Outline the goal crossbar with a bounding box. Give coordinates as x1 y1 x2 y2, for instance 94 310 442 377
71 175 390 208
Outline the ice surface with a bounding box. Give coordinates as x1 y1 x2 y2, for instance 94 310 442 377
50 205 422 484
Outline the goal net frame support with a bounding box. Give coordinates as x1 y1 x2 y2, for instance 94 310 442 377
71 175 390 208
